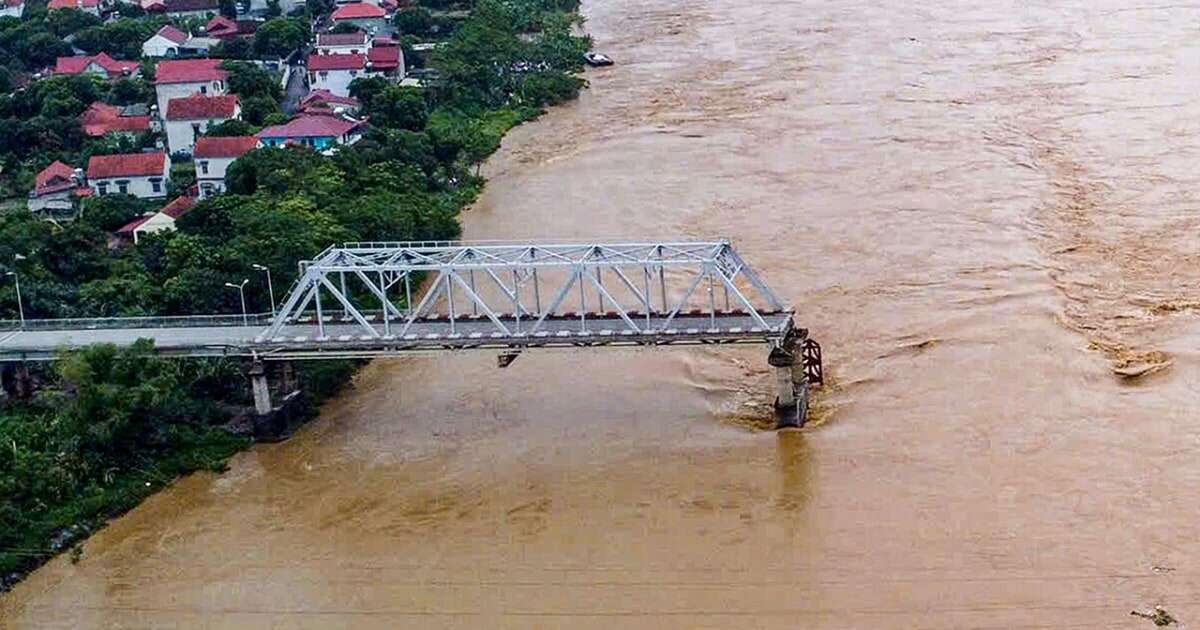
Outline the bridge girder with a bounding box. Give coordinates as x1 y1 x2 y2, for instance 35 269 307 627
259 240 792 344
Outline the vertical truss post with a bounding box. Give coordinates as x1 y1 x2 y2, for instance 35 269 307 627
340 272 348 321
314 282 325 339
379 270 390 336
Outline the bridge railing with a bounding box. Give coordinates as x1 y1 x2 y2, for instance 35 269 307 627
0 313 276 332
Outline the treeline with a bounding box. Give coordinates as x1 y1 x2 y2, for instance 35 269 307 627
0 0 589 588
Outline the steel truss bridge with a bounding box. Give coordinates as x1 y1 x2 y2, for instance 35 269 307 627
0 240 819 424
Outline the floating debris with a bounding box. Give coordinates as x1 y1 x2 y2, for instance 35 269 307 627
1131 606 1177 626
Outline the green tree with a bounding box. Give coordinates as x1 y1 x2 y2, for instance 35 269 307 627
74 19 160 60
365 86 427 131
204 119 258 136
394 7 433 37
329 21 361 34
253 18 308 58
239 95 281 126
211 37 253 60
431 0 522 107
80 195 154 232
348 75 388 107
219 60 281 101
47 8 103 37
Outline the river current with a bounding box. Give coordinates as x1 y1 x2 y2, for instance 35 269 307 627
6 0 1200 627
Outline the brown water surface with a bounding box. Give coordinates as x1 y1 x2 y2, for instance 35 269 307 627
7 0 1200 627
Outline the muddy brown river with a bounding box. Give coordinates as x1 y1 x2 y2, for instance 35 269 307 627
7 0 1200 627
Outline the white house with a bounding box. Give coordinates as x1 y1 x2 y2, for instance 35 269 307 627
54 54 139 80
0 0 25 18
306 53 371 97
27 161 90 217
164 94 240 154
315 31 369 55
329 3 388 33
87 152 170 199
154 58 228 117
193 136 257 198
143 25 190 57
117 195 195 243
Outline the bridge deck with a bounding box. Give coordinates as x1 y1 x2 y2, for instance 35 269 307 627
0 312 795 361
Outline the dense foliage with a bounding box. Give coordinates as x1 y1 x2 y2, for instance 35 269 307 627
0 0 590 587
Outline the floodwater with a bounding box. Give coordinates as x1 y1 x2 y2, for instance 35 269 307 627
7 0 1200 627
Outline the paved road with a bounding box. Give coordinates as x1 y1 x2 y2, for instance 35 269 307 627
0 313 795 360
280 58 310 115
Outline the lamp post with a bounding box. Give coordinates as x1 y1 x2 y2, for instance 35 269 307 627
225 279 249 326
252 264 275 317
5 272 23 328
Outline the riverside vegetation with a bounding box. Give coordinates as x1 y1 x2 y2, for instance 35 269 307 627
0 0 590 589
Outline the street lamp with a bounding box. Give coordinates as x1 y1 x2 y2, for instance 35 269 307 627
5 272 23 328
252 264 276 317
225 279 249 326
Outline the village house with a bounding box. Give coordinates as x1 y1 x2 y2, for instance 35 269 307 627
0 0 24 18
79 102 153 138
27 161 90 217
164 94 240 154
306 53 369 97
299 89 360 116
256 116 365 152
141 0 218 18
367 41 403 79
87 152 170 199
46 0 99 14
315 31 369 55
204 15 261 40
116 195 195 244
241 0 301 16
142 24 217 58
54 54 139 80
329 3 389 34
154 58 227 118
193 136 257 199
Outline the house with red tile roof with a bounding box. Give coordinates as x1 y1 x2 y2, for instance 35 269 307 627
87 152 170 199
204 15 261 40
193 136 257 198
47 0 99 14
164 94 240 154
330 3 388 32
142 24 216 58
27 161 90 216
256 115 365 152
117 195 195 243
315 31 369 55
140 0 217 18
300 89 360 115
0 0 25 18
154 58 228 117
367 43 404 77
306 53 370 97
79 102 153 137
55 54 139 80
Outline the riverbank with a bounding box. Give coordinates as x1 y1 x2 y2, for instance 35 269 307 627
0 0 590 593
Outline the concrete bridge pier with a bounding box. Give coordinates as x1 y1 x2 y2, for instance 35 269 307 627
0 363 34 400
248 360 304 441
249 361 272 416
769 336 809 429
